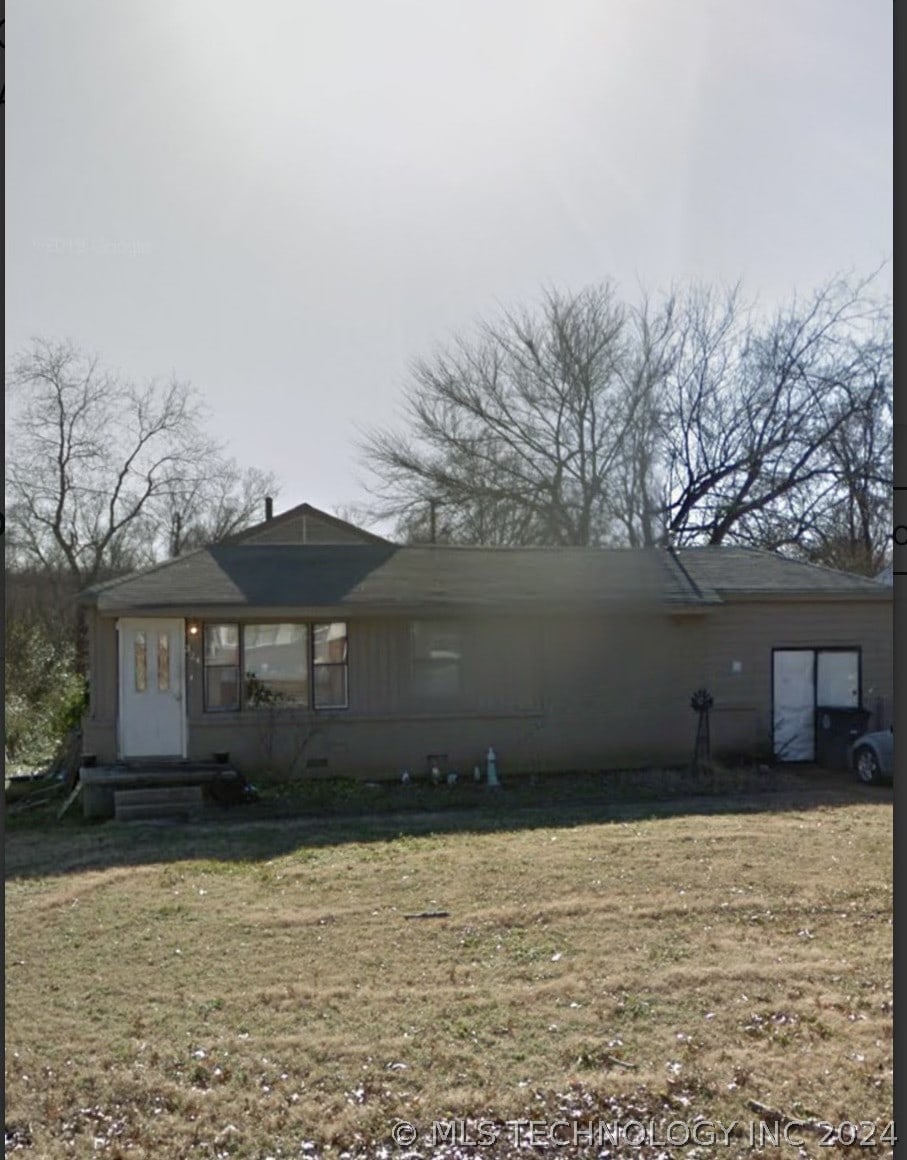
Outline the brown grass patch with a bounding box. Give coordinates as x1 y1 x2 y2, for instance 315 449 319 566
5 800 893 1157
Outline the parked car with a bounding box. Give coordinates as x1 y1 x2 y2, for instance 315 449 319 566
849 728 894 785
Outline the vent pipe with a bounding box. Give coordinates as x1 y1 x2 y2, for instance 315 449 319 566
264 496 274 521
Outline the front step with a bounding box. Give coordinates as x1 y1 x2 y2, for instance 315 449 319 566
81 765 242 820
120 759 230 772
114 785 205 823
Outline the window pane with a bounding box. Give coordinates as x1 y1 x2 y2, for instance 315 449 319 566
205 623 239 665
134 632 147 692
157 633 170 691
206 667 240 711
313 622 347 664
244 623 308 705
314 664 348 708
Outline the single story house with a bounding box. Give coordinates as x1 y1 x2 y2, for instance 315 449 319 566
79 502 893 777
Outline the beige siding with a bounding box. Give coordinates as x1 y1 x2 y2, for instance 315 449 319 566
347 619 409 714
536 612 707 766
87 611 118 723
85 596 891 776
82 611 119 761
703 597 893 755
242 512 375 545
82 720 118 763
181 610 706 775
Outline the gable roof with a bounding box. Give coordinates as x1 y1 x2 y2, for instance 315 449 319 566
228 502 391 546
80 501 890 614
83 542 709 613
676 546 890 597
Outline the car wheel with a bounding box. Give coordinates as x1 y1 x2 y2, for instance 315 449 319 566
854 745 881 785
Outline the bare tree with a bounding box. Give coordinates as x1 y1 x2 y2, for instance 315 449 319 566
5 339 284 577
658 272 892 566
361 273 891 572
737 359 893 573
157 460 280 557
362 283 653 546
6 339 217 584
603 285 684 547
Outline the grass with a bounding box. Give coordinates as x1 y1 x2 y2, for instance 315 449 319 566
249 763 789 817
4 781 893 1158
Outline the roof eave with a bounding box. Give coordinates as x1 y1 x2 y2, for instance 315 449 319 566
714 588 891 602
94 595 712 617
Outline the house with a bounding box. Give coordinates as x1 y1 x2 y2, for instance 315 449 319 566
78 502 893 779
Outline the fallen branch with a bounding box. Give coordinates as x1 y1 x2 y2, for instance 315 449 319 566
57 783 83 820
403 910 450 920
6 791 62 814
746 1099 832 1137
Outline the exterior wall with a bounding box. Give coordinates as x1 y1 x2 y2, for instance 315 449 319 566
180 610 709 775
86 608 710 774
702 597 893 757
534 611 707 768
82 609 119 762
84 595 891 776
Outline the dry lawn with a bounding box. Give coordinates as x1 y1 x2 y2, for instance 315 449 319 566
5 794 893 1158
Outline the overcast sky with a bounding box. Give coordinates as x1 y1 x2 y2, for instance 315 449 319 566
6 1 891 524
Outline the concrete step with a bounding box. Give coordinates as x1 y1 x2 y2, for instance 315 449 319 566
114 785 205 822
83 767 241 820
121 759 230 772
115 786 205 807
115 802 202 823
85 767 239 789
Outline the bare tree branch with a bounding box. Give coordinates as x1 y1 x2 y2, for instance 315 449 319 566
358 272 891 572
5 339 278 583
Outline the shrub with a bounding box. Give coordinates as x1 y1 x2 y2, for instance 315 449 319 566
4 615 86 771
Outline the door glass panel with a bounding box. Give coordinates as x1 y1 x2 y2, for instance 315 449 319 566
157 633 171 691
816 651 859 707
772 650 815 760
134 632 147 692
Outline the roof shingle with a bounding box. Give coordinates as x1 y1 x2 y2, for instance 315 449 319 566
85 543 703 612
676 546 889 595
82 541 889 614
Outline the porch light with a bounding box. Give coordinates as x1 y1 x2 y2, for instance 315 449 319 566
187 621 200 637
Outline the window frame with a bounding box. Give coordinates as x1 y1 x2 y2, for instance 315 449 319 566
243 622 311 708
312 622 349 710
202 620 349 713
203 623 241 712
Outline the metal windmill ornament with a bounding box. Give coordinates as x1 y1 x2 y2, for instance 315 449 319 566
690 687 714 775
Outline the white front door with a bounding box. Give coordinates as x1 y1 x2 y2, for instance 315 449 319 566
118 618 186 758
